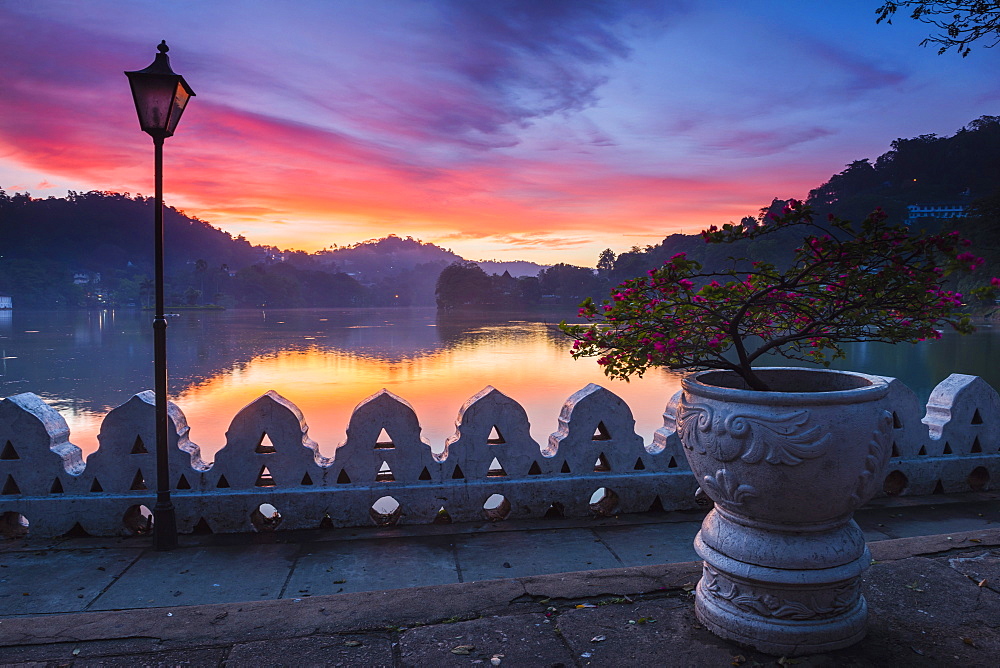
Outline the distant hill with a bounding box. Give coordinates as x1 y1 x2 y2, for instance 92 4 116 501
314 235 463 277
0 194 551 309
478 260 548 277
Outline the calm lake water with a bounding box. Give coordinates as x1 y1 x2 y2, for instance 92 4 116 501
1 308 997 460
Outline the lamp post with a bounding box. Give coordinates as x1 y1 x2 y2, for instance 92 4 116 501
125 41 195 551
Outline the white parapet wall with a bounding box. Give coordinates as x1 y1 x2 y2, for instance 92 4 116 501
0 374 997 537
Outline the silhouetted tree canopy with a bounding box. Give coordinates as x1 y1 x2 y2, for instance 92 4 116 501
435 261 496 309
877 1 1000 56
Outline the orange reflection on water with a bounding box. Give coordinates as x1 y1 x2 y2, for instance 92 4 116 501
68 320 684 462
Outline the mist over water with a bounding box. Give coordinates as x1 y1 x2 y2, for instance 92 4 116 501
1 308 997 460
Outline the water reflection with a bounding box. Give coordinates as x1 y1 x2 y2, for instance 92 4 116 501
1 308 997 462
0 308 685 459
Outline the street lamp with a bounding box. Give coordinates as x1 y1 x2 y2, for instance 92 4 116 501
125 41 195 551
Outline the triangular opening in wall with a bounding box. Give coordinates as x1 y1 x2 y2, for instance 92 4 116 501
64 522 90 538
917 446 927 456
943 442 953 455
192 517 213 535
561 461 571 474
648 495 666 513
592 421 611 441
594 453 611 473
528 461 543 476
972 408 984 425
418 467 432 481
634 457 646 471
1 440 19 460
433 507 453 524
216 475 231 489
667 457 679 469
90 478 103 493
255 432 276 454
2 475 20 495
376 461 395 482
452 464 465 480
130 469 148 491
50 478 64 494
318 515 334 530
130 435 148 454
375 428 394 449
972 436 983 453
337 469 352 484
487 457 507 477
301 472 314 486
932 479 945 494
256 466 276 487
176 474 191 490
891 442 901 458
544 502 565 519
892 412 902 429
487 425 506 444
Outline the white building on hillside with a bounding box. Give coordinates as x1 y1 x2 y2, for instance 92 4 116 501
907 202 970 223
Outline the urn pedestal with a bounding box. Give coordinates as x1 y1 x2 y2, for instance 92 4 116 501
677 368 892 656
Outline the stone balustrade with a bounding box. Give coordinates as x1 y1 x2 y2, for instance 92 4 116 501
1 373 998 538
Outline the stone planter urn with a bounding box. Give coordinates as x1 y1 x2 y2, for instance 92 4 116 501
677 367 892 656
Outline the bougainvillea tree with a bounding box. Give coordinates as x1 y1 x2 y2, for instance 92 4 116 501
562 200 997 391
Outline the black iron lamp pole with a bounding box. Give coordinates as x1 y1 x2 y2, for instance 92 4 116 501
125 41 195 551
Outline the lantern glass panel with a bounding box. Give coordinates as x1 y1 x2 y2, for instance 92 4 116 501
164 82 192 136
128 75 179 135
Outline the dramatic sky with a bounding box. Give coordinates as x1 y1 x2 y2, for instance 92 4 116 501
2 1 998 265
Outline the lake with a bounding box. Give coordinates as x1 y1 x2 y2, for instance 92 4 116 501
1 307 997 460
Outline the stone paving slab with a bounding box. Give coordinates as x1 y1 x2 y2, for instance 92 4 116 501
592 521 700 565
72 646 229 667
0 548 139 615
398 613 575 667
283 535 460 596
455 527 622 581
555 598 739 667
91 543 299 609
228 633 395 667
855 499 1000 540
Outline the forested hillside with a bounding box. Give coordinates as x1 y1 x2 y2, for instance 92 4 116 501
0 191 366 308
0 190 554 309
601 115 1000 290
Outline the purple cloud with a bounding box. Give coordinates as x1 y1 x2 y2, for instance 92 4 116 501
710 127 836 157
385 0 675 145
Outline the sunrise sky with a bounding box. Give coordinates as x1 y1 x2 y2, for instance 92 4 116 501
2 1 998 265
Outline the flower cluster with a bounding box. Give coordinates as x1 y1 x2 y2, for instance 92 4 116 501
562 201 997 391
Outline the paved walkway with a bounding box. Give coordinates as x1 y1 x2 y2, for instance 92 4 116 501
2 492 1000 665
